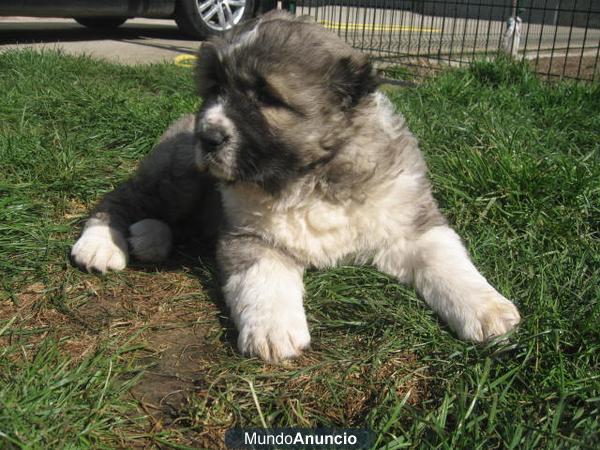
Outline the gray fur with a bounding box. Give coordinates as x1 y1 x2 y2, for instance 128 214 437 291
217 232 301 280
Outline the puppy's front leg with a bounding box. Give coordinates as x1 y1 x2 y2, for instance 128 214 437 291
376 225 520 342
71 211 130 274
218 235 310 362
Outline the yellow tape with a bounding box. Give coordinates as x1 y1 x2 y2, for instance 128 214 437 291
319 21 441 33
174 54 197 68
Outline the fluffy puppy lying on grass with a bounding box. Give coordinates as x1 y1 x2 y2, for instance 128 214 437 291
72 11 520 362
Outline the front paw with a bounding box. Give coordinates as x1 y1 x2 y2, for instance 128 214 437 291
71 225 128 274
458 293 521 342
238 316 311 363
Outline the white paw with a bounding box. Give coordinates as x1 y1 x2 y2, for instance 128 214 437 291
128 219 172 263
222 257 309 363
238 314 311 363
71 224 128 274
458 293 521 342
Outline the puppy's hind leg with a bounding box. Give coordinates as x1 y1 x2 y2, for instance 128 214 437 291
128 218 173 263
375 225 520 342
218 235 310 363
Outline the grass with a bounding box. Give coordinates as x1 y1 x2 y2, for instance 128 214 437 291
0 50 598 449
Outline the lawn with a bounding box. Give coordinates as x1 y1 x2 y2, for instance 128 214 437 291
0 50 598 449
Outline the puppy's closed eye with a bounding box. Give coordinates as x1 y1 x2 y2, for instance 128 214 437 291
249 83 278 106
256 89 287 108
251 77 285 107
254 81 304 117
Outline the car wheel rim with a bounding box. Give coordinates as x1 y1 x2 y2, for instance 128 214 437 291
198 0 246 31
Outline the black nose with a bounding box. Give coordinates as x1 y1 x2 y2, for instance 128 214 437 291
197 123 229 153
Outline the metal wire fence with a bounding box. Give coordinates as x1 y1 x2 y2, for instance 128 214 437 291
292 0 600 80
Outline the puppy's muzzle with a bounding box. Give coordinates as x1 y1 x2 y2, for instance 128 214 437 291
197 122 230 153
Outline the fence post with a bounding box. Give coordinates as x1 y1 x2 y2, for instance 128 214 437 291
503 0 523 57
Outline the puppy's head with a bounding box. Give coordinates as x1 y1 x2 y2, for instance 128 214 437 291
194 11 379 192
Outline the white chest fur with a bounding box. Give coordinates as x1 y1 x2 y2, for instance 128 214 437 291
219 171 423 268
220 185 358 267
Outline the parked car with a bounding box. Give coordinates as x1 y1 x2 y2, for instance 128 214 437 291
0 0 276 39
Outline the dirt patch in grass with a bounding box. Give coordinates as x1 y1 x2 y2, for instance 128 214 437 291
529 54 598 80
284 350 425 425
69 270 226 414
70 269 211 326
0 282 76 353
0 260 232 446
130 326 211 429
1 263 230 442
1 268 223 386
380 54 599 82
1 266 427 448
159 340 428 448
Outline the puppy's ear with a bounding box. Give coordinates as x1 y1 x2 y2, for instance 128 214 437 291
330 54 379 108
195 41 225 98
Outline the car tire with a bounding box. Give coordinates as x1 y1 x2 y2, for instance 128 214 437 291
175 0 256 39
74 17 128 29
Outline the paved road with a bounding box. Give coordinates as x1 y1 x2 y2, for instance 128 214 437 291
0 17 200 65
302 6 600 59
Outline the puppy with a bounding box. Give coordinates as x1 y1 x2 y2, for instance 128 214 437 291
71 11 520 362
